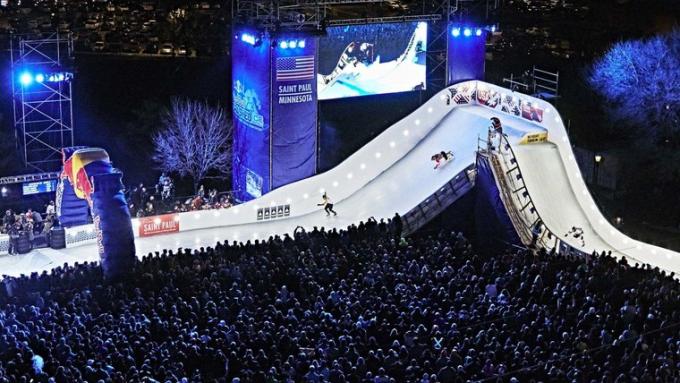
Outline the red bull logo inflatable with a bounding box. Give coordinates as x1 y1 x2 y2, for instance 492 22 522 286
56 147 136 280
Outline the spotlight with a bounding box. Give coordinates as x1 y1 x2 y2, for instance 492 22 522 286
298 39 306 48
289 40 297 48
475 28 483 36
491 25 496 33
35 74 45 83
280 41 288 49
241 33 257 45
463 28 472 37
19 72 33 86
452 28 460 37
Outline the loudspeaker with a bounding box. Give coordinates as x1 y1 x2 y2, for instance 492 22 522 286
50 227 66 249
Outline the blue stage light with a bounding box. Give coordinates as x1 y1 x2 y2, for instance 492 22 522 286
452 28 460 37
475 28 483 36
19 72 33 86
298 40 306 48
463 28 472 37
241 33 257 45
280 41 288 49
35 74 45 83
289 40 297 48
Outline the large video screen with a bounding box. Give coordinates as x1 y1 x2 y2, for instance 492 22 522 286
318 22 427 100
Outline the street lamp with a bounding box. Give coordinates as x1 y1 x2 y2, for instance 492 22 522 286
593 154 603 187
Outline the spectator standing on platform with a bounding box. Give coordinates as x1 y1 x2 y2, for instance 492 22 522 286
45 201 55 216
318 192 337 216
2 210 15 233
28 208 43 233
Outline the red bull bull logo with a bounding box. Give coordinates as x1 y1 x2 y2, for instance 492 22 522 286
62 148 111 203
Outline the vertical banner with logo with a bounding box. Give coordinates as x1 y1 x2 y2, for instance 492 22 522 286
447 26 486 86
232 29 271 202
271 36 318 189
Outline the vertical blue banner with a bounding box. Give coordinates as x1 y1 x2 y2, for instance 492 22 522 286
447 26 486 85
271 36 318 189
232 29 271 201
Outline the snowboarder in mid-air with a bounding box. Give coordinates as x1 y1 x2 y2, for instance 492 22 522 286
432 151 454 169
318 193 338 216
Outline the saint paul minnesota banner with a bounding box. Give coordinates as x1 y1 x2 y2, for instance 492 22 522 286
231 28 319 201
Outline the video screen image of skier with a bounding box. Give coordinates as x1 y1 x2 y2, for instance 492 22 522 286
318 22 427 100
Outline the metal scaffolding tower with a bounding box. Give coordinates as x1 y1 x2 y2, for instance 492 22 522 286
11 33 75 172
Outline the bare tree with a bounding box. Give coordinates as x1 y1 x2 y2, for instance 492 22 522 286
589 30 680 141
152 99 232 192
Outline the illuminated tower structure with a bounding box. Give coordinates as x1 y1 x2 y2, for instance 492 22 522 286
11 33 75 172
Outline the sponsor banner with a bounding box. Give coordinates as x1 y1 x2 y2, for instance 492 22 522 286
446 83 476 105
257 204 291 221
519 131 549 144
139 213 180 237
232 28 271 201
474 83 545 124
271 36 318 189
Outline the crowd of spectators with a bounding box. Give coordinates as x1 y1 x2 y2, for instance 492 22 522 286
1 202 58 249
126 174 234 218
0 214 678 382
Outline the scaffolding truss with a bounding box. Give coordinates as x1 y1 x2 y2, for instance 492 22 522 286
11 33 75 172
233 0 500 92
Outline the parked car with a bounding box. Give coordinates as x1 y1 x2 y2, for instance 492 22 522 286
159 43 174 55
176 45 188 56
93 41 106 52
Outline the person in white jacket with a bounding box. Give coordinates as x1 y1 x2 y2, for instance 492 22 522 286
317 193 337 216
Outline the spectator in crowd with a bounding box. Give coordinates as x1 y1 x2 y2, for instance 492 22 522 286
45 201 55 216
2 210 15 233
0 217 677 382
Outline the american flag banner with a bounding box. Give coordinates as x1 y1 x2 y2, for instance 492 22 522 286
276 56 315 81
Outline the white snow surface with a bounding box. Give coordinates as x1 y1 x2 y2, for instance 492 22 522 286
0 81 678 278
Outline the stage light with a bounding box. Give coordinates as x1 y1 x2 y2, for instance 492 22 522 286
403 130 409 136
346 173 353 179
475 28 483 36
35 74 45 83
19 72 33 86
375 152 381 158
389 141 395 148
360 163 366 170
298 40 306 48
241 33 257 45
332 181 339 187
280 41 288 49
289 40 297 48
303 193 309 199
464 28 472 37
452 28 460 37
491 25 496 33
